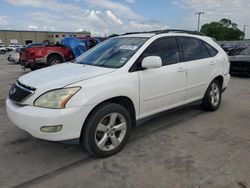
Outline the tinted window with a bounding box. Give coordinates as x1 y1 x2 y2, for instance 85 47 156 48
180 37 210 61
204 42 218 57
140 37 180 66
200 42 211 58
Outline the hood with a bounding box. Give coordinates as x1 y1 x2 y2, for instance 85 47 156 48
19 63 115 89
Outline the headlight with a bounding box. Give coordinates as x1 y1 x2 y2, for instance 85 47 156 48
34 87 81 109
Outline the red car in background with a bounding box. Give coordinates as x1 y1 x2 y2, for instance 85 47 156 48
20 44 74 70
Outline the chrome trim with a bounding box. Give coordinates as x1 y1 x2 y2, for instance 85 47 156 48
10 81 35 103
16 81 36 92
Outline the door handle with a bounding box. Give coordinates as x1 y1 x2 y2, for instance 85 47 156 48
209 60 216 65
177 67 186 72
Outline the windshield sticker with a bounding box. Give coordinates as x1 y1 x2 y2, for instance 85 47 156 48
119 57 128 64
119 45 138 51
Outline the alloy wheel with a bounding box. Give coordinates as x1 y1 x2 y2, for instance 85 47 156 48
51 59 60 65
95 112 127 151
210 83 220 106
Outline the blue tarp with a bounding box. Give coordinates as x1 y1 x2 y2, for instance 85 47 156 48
61 37 101 58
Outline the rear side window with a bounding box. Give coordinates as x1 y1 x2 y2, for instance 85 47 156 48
203 42 218 57
140 37 180 66
180 37 210 61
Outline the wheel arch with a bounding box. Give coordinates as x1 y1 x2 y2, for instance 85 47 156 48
46 52 64 63
81 96 137 136
202 74 224 98
104 96 136 127
213 75 223 89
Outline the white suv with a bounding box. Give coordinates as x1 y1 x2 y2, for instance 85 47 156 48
6 30 230 157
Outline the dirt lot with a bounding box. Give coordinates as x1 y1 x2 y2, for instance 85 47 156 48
0 52 250 188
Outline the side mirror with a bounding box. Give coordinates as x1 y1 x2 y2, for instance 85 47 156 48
141 56 162 69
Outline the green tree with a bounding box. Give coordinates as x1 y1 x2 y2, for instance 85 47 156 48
201 18 244 41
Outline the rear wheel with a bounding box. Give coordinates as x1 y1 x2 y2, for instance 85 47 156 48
202 80 222 111
47 54 63 66
30 63 37 71
30 67 36 71
81 103 131 158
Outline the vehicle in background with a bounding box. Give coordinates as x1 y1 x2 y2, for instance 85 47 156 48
229 46 250 76
6 30 230 157
6 43 46 64
0 45 7 54
220 42 248 56
6 44 23 52
21 37 101 71
16 42 46 53
20 43 74 70
61 36 101 58
7 51 20 64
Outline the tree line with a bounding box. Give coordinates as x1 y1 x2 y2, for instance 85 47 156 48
201 18 245 41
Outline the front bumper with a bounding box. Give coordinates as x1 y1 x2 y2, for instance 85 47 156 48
6 99 95 141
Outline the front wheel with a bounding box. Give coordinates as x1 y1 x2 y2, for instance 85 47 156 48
81 103 131 158
202 80 222 111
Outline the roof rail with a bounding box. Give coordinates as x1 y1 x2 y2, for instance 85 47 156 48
122 30 161 35
122 29 205 36
157 29 205 36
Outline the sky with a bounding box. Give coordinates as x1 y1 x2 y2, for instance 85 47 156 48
0 0 249 37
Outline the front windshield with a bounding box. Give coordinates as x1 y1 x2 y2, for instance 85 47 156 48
75 37 148 68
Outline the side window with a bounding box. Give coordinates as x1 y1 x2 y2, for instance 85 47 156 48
203 42 218 57
140 37 180 66
180 37 210 61
199 41 211 58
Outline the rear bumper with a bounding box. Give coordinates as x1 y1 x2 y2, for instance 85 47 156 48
222 74 230 91
20 59 47 69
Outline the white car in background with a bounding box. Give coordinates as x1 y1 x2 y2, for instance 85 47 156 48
0 45 7 54
7 51 20 63
6 30 230 157
6 44 22 51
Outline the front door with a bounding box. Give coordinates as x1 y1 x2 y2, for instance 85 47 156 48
137 37 187 118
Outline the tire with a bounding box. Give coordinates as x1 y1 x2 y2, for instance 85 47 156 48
202 79 222 111
81 102 132 158
30 64 37 71
47 54 63 66
30 67 36 71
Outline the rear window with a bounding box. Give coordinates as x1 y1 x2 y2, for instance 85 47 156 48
203 42 218 57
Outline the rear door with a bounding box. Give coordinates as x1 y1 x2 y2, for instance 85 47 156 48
178 37 218 103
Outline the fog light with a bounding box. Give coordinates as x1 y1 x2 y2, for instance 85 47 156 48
40 125 63 133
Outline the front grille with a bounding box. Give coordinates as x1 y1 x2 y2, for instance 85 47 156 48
9 81 36 103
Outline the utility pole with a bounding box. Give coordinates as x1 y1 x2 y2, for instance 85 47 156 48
243 25 248 39
195 12 205 32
